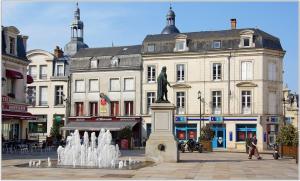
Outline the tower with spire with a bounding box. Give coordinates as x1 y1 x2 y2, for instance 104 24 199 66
161 4 180 34
64 3 88 56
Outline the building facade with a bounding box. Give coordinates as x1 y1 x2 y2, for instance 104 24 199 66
140 7 285 151
26 47 69 141
283 86 299 128
2 26 35 140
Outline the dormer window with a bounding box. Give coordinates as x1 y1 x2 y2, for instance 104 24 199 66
213 40 221 49
174 34 189 52
90 58 98 68
9 37 16 55
56 64 64 76
147 44 155 52
239 30 255 48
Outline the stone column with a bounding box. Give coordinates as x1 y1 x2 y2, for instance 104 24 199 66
145 103 179 163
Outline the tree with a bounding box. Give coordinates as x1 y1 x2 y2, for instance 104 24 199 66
276 124 298 146
50 117 62 141
199 124 215 141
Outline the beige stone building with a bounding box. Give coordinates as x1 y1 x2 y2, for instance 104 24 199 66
2 26 35 140
26 47 69 141
283 86 298 128
141 8 285 151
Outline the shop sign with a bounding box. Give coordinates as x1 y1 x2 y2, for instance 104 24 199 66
210 116 223 122
2 103 27 112
175 116 187 123
269 117 279 123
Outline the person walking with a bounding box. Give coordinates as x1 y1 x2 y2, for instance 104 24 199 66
248 134 262 160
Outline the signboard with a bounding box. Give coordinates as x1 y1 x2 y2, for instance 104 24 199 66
175 116 187 123
55 115 62 123
2 103 27 112
100 98 107 113
210 116 223 122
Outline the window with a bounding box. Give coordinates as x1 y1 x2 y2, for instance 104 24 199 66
176 92 185 114
29 120 47 133
147 66 156 83
56 65 64 76
27 86 36 105
268 63 276 81
39 65 47 80
9 37 15 55
39 86 48 106
124 78 134 91
243 38 250 47
147 92 156 114
90 59 98 68
75 80 85 92
89 102 98 116
89 79 99 92
7 78 15 97
176 64 185 82
75 102 84 116
268 92 277 114
242 91 251 114
147 44 155 52
55 86 64 105
110 101 119 116
236 124 256 142
213 40 221 49
213 63 222 80
124 101 134 116
175 124 197 141
212 91 222 114
175 41 185 51
110 78 120 91
241 61 252 80
28 66 37 79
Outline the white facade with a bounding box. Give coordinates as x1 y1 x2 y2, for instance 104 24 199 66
26 49 68 141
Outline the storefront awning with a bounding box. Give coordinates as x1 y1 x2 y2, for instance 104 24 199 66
27 75 33 84
2 111 36 120
6 69 23 79
61 121 138 131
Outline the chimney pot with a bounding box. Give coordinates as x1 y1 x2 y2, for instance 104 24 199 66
54 46 64 58
231 18 237 29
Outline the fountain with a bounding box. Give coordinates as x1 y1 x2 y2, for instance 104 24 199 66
57 129 121 168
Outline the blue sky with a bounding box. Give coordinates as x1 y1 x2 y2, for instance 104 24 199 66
3 1 298 92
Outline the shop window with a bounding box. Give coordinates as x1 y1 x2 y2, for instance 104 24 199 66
147 66 156 83
89 102 98 116
236 124 256 142
29 122 47 133
175 124 197 141
147 92 156 114
55 86 64 105
110 101 119 116
75 102 84 116
124 101 134 116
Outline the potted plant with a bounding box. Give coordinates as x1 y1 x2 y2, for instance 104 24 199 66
276 124 298 159
118 126 132 150
199 125 215 152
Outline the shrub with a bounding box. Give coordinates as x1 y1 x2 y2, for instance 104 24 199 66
199 125 215 141
276 124 298 146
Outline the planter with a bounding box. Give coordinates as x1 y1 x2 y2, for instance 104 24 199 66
282 145 298 158
201 140 212 152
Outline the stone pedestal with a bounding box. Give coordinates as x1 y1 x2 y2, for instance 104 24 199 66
145 103 179 163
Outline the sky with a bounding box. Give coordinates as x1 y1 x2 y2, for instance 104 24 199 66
2 1 299 92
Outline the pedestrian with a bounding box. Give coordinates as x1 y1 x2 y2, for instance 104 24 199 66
248 134 262 160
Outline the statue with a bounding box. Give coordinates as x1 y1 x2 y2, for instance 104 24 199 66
156 66 172 103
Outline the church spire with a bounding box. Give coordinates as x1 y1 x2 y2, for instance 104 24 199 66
161 4 180 34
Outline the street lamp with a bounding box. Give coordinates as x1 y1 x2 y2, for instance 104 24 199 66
198 91 202 141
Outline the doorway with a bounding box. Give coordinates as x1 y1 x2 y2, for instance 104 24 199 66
211 124 226 149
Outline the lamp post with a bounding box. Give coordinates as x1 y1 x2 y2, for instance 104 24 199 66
198 91 202 141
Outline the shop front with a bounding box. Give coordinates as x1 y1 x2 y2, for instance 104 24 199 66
174 116 197 141
266 116 280 149
2 96 36 140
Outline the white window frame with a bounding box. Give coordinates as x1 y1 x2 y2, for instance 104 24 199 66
28 65 37 79
39 65 47 80
39 86 48 106
212 91 222 114
147 65 156 83
124 78 135 91
90 59 98 69
146 92 156 114
241 90 251 114
241 61 253 80
56 64 64 76
89 79 99 92
212 40 221 49
176 92 185 114
176 64 185 82
55 86 64 105
8 36 16 55
268 62 276 81
212 63 222 80
75 80 85 93
110 78 120 92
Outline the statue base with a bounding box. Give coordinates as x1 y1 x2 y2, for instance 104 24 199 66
145 103 179 163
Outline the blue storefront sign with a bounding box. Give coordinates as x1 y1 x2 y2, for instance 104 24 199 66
210 116 223 122
175 116 187 123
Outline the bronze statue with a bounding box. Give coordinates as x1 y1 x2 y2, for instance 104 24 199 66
156 66 172 103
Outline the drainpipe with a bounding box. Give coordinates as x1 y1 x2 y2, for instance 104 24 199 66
228 51 232 115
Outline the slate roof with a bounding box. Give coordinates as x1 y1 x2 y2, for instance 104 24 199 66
73 45 142 58
143 28 283 53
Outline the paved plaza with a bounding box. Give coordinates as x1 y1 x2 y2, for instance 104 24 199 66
1 150 298 180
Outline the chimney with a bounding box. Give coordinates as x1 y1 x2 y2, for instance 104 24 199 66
54 46 64 58
231 18 237 29
22 36 28 52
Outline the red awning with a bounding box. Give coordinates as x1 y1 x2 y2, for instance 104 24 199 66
2 111 36 120
6 69 23 79
27 75 33 84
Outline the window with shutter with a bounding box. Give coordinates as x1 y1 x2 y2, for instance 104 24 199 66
241 61 252 80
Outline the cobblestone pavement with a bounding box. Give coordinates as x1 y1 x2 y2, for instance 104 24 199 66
1 150 299 180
